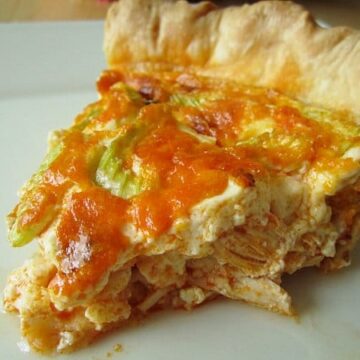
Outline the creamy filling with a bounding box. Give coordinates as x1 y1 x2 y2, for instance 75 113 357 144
5 173 360 353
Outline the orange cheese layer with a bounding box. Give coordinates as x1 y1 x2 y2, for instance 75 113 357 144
16 70 359 296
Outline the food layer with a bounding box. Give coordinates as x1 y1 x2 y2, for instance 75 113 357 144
4 70 360 352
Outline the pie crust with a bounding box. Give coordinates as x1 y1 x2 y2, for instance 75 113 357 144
105 0 360 115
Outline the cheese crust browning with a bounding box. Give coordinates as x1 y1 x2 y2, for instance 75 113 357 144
3 0 360 354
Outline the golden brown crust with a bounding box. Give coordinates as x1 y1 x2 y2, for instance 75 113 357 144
104 0 360 114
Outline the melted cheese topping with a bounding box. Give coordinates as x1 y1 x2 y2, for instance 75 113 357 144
9 70 360 300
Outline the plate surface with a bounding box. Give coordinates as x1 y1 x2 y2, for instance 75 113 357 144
0 21 359 360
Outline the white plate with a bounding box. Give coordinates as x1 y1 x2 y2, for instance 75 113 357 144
0 21 359 360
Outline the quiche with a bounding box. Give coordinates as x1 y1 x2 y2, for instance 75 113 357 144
3 0 360 354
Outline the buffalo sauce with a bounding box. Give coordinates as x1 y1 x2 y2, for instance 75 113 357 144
20 70 357 297
51 188 129 296
130 111 255 237
49 103 256 296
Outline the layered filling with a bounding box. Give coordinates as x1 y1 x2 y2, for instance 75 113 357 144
4 71 360 353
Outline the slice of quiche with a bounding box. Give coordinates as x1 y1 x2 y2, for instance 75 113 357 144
3 0 360 354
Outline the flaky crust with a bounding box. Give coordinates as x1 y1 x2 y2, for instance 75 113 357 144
104 0 360 115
